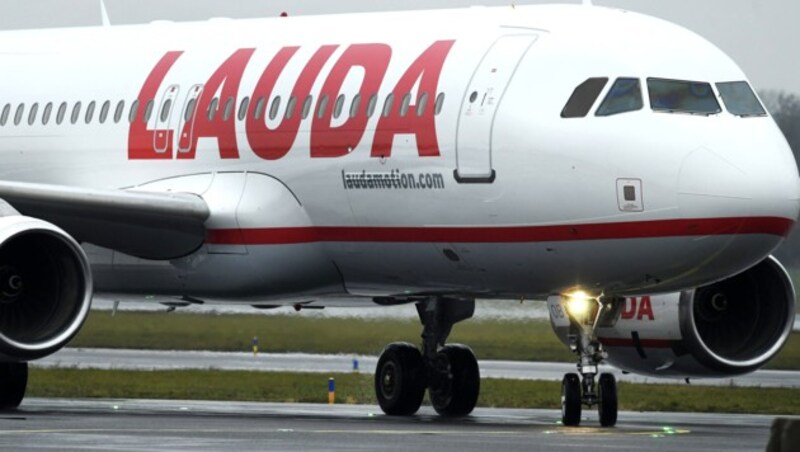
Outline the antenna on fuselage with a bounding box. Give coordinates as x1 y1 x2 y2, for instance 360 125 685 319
100 0 111 27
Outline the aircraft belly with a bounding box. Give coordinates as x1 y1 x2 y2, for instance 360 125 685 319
91 231 781 302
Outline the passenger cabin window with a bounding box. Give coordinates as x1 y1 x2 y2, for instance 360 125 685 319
143 100 154 123
129 100 139 123
0 104 9 126
366 94 378 118
114 101 125 123
254 97 266 120
301 96 313 119
285 96 297 119
14 104 24 126
222 97 234 121
57 102 67 125
596 78 643 116
382 94 394 118
206 98 218 121
85 101 96 124
238 97 250 121
99 100 110 124
317 95 329 119
269 96 282 120
435 92 445 115
42 102 53 125
417 92 429 117
28 103 39 126
70 102 81 125
399 93 411 117
648 78 721 115
349 94 361 118
333 94 345 119
561 77 608 118
716 81 766 117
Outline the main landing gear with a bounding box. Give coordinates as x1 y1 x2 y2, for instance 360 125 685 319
559 293 618 427
0 362 27 410
375 297 479 417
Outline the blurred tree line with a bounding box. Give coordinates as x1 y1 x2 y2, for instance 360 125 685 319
761 90 800 267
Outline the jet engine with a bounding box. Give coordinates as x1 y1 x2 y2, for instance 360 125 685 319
0 216 92 361
549 257 795 378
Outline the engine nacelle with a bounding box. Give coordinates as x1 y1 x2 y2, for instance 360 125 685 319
0 216 93 361
548 256 795 378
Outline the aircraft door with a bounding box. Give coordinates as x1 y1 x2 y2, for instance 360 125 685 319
154 85 180 153
455 35 537 183
178 84 203 154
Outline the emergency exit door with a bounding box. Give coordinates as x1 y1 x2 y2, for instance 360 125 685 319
455 35 537 182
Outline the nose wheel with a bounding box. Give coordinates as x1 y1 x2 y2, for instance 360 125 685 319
557 294 619 427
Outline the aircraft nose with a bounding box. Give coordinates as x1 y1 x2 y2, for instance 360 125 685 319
678 141 800 231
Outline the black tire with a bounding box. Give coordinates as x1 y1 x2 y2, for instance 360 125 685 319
0 362 27 410
375 342 426 415
598 373 618 427
430 344 480 417
561 373 581 426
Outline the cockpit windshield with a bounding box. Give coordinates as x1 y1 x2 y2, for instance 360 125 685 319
596 78 643 116
647 78 721 115
716 81 767 117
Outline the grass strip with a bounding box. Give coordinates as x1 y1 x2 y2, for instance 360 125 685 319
70 311 800 370
28 368 800 415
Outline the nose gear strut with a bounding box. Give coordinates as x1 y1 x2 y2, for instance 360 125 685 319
555 294 619 427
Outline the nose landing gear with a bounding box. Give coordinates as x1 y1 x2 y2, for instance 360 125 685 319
557 293 618 427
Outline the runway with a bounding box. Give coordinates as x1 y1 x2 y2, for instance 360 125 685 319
0 398 779 451
35 348 800 388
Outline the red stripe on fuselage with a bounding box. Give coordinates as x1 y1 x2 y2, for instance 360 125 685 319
204 216 794 245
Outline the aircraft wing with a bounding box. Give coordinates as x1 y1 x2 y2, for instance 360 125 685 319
0 180 210 260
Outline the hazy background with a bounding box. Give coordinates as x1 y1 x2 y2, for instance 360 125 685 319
0 0 796 93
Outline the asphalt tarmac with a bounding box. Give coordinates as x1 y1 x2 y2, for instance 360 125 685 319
1 398 780 451
35 348 800 388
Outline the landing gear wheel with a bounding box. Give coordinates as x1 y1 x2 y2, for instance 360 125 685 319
375 342 426 415
561 373 581 426
597 373 618 427
0 362 27 410
430 344 480 417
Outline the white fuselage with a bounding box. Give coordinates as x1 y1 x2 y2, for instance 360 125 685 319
0 5 796 304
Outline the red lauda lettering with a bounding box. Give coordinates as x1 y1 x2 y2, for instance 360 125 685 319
637 296 654 321
311 43 392 158
622 297 655 321
247 45 337 160
621 298 636 320
128 51 183 159
129 41 453 161
371 40 454 158
177 48 255 160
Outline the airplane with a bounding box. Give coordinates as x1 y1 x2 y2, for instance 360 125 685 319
0 3 795 428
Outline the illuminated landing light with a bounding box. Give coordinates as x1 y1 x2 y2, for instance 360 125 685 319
562 290 601 326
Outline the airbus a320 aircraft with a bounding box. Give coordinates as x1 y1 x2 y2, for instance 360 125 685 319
0 3 795 427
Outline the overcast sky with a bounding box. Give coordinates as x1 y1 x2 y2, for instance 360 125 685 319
0 0 796 93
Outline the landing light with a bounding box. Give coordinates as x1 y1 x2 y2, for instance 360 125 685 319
562 290 600 325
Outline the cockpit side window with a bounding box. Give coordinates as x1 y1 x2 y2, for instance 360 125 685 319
561 77 608 118
647 78 721 115
716 81 767 117
596 78 643 116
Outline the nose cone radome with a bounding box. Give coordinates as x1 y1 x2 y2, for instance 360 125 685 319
679 128 800 224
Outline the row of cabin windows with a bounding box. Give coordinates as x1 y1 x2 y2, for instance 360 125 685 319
0 91 447 128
